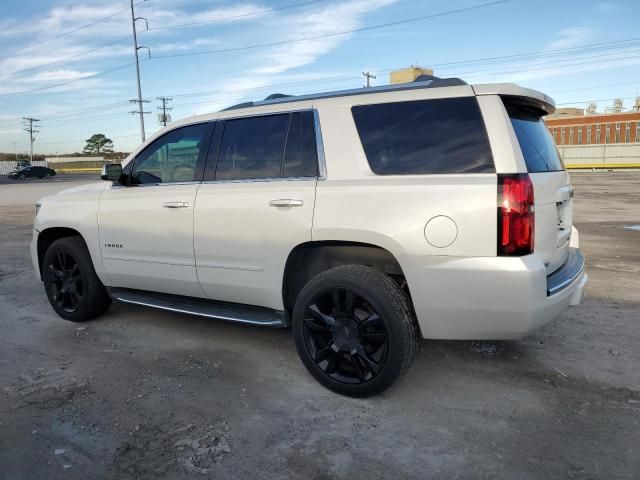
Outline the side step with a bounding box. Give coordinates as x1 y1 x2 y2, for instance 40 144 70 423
109 288 288 327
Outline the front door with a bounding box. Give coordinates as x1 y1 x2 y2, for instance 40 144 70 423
194 110 320 310
98 122 213 297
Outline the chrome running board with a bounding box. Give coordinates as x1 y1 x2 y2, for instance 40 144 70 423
109 288 288 327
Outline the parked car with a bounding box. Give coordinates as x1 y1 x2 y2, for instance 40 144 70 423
8 165 56 180
31 76 587 397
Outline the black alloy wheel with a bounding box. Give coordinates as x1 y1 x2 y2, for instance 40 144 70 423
293 265 418 397
302 287 388 384
43 236 111 321
47 250 84 313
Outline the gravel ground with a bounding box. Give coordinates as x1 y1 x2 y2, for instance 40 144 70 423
0 172 638 480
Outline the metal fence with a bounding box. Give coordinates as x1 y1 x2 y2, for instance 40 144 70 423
0 160 48 175
558 144 640 169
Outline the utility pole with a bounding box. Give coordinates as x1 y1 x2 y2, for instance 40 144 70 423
362 71 376 88
12 142 18 161
130 0 150 142
22 117 40 163
157 96 173 126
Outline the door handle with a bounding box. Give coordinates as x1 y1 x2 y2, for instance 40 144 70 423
163 201 190 208
269 199 304 207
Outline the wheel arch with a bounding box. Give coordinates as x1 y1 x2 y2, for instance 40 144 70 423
282 240 414 314
37 227 83 280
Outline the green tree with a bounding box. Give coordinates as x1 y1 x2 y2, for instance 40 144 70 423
83 133 114 155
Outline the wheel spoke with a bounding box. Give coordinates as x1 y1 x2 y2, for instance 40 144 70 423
314 345 333 363
304 316 331 333
56 251 66 269
308 304 335 327
48 264 64 279
350 353 366 382
359 313 382 330
344 290 355 316
332 288 342 315
70 264 80 278
355 345 380 375
324 350 340 375
69 290 81 308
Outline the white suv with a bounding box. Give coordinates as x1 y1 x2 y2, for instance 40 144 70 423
31 76 587 396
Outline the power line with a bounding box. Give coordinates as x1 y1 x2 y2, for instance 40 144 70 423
148 0 327 31
153 0 514 60
0 2 145 59
2 35 133 78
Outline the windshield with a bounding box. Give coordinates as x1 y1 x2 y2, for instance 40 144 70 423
505 102 564 173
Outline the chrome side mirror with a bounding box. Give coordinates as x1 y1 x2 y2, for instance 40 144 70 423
101 163 123 182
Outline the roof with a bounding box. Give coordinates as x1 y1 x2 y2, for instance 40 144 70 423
219 75 555 114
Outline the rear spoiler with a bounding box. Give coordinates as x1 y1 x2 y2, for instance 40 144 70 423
472 83 556 116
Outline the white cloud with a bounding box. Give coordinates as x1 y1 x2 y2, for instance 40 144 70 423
193 0 398 113
544 27 595 51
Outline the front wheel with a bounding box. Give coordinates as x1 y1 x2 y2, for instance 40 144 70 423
18 173 25 180
292 265 418 397
43 236 111 321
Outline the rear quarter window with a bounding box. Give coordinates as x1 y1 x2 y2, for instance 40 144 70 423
351 97 494 175
504 101 564 173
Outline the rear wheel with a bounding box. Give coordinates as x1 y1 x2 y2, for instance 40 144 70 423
292 265 418 397
43 237 111 321
18 173 25 180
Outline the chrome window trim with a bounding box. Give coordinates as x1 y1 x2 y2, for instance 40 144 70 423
206 108 324 183
110 180 201 189
202 176 317 185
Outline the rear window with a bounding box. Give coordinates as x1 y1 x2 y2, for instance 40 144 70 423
505 103 564 173
351 97 494 175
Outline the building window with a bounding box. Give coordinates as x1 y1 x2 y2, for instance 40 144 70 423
586 126 592 144
615 123 621 143
596 124 601 143
636 122 640 142
569 127 574 145
606 124 611 144
577 127 583 145
561 128 566 144
553 127 557 142
625 122 631 143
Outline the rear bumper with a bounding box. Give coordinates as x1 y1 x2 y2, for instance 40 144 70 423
401 248 587 340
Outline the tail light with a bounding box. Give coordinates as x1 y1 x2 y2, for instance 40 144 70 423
498 174 534 256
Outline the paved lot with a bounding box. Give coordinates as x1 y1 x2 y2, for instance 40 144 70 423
0 173 638 479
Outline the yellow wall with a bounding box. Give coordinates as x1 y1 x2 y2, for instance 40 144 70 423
390 67 434 84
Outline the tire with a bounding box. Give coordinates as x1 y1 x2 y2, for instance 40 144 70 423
292 265 418 397
18 174 25 180
42 236 111 321
44 173 51 178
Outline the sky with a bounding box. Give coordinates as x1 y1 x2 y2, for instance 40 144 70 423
0 0 639 155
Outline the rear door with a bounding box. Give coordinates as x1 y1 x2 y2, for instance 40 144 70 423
505 99 572 274
194 109 319 310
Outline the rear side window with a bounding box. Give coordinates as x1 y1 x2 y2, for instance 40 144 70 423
213 111 318 180
216 114 289 180
283 111 318 177
352 97 494 175
505 102 564 173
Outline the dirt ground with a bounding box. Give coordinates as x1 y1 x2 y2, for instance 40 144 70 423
0 172 638 480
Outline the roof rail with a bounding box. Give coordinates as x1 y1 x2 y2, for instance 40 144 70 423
221 75 469 111
413 74 467 87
